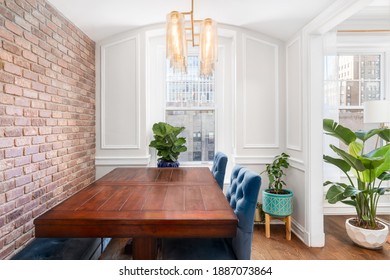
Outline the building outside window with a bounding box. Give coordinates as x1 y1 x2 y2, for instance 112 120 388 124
165 55 215 162
324 53 384 152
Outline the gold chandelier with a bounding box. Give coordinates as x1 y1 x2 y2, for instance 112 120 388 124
166 0 218 76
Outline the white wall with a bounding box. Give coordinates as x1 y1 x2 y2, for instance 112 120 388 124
95 24 287 170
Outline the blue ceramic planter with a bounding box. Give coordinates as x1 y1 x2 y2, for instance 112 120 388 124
262 189 293 217
157 160 180 168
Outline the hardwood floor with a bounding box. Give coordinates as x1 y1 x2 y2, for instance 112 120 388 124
100 215 390 260
252 215 389 260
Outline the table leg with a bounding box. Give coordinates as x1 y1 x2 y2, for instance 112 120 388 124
132 237 157 260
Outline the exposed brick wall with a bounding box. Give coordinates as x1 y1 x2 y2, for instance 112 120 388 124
0 0 96 259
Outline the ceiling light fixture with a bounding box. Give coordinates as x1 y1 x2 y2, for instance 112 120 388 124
166 0 218 76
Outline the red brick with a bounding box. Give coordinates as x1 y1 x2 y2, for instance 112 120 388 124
5 147 23 158
15 174 32 187
24 12 39 26
14 117 30 126
4 167 23 180
0 138 14 148
5 20 24 36
0 94 14 105
23 127 37 136
32 153 45 162
2 41 22 56
13 56 30 69
4 84 23 96
38 110 51 118
22 69 38 81
15 137 30 147
25 0 38 9
31 100 44 109
15 155 31 167
31 81 45 92
22 50 38 63
4 63 22 76
32 136 45 144
23 108 38 117
5 188 24 202
0 72 15 83
31 63 45 74
39 127 51 135
0 117 13 126
23 89 38 99
14 97 30 107
6 106 23 116
0 27 14 42
31 45 45 58
5 127 22 137
24 145 39 156
5 0 24 17
0 0 96 260
38 57 50 68
14 15 31 32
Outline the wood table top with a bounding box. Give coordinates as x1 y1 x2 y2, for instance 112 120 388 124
34 167 238 239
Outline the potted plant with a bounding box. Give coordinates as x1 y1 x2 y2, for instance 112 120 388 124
254 202 265 223
323 119 390 249
261 152 293 217
149 122 187 167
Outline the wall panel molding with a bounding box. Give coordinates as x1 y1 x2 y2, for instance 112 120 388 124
95 156 150 166
101 36 140 150
286 37 303 151
242 34 279 149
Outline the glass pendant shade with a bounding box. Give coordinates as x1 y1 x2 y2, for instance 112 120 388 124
199 18 217 76
166 11 187 73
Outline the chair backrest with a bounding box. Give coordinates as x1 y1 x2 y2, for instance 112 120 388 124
226 166 261 260
211 152 228 189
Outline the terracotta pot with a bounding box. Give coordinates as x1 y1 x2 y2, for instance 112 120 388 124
345 218 389 249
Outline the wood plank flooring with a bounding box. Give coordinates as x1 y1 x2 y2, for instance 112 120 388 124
252 215 389 260
100 215 390 260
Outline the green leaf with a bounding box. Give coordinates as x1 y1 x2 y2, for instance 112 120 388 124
330 144 365 171
379 128 390 142
348 141 363 157
323 155 351 173
323 119 356 145
344 186 360 197
341 200 356 207
326 184 346 204
355 128 386 142
378 171 390 181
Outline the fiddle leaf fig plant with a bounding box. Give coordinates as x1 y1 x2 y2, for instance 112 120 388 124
149 122 187 163
323 119 390 229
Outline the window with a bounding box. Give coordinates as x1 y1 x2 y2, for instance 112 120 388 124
165 55 215 162
324 54 383 132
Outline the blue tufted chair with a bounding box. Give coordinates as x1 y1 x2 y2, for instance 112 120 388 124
225 166 261 259
162 166 261 260
211 152 228 189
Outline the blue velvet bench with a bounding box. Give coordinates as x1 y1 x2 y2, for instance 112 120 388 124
11 238 107 260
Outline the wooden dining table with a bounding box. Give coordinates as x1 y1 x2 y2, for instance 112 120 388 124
34 167 238 259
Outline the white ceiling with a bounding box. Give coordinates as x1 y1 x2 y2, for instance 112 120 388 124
46 0 342 42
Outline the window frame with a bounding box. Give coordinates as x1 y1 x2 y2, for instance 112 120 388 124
164 53 217 164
